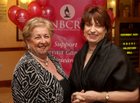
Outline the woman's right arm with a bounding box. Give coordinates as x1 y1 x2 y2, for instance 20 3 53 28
12 65 26 103
12 62 40 103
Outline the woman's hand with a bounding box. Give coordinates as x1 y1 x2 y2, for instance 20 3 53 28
71 90 99 103
71 90 85 103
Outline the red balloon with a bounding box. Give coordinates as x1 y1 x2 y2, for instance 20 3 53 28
16 9 30 30
28 1 42 18
42 5 55 21
8 5 20 25
36 0 48 8
93 0 107 6
107 8 115 25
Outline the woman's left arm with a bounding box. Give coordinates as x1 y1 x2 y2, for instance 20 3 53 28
105 87 139 103
71 88 139 103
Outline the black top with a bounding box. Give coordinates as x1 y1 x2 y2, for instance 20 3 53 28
60 78 71 103
69 37 140 103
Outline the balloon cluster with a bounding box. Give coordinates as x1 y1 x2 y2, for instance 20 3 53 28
8 0 54 31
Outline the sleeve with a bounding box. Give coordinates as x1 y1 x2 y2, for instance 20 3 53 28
110 48 140 91
11 62 40 103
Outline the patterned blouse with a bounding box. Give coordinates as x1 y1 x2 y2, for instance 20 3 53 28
12 51 70 103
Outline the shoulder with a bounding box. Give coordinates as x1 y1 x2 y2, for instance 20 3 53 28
13 52 36 75
15 52 31 66
109 43 127 59
101 38 126 58
97 39 128 64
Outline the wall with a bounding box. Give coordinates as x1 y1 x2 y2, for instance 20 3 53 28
0 0 24 81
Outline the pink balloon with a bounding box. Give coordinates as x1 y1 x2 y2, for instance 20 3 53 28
42 5 55 21
28 1 42 18
36 0 48 8
8 5 20 25
15 9 30 30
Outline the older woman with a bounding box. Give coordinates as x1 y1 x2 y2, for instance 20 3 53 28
69 6 139 103
12 17 71 103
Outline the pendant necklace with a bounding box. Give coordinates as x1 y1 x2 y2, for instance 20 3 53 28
36 56 49 66
88 48 94 54
44 57 49 66
29 52 49 66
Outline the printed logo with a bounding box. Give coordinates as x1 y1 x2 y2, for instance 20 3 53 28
60 4 75 20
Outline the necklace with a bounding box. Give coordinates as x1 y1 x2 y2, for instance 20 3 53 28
29 52 49 66
36 56 49 66
88 45 96 54
88 48 94 54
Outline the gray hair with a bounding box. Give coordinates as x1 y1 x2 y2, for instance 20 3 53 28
22 17 54 41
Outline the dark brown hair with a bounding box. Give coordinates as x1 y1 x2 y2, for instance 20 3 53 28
80 6 112 38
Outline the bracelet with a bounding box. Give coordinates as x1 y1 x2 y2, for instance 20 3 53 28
105 92 109 103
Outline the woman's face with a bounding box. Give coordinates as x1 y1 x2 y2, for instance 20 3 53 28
84 18 107 44
27 26 51 57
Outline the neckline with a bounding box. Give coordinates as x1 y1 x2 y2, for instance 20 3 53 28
29 51 49 66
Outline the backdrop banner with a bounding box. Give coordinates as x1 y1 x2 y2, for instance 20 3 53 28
48 0 94 75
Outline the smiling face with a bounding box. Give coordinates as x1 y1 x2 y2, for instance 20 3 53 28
26 26 52 58
22 17 54 58
83 18 107 44
80 6 112 44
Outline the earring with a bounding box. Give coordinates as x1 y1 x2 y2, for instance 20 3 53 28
27 45 30 49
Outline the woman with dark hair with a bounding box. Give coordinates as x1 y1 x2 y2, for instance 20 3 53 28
69 6 139 103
